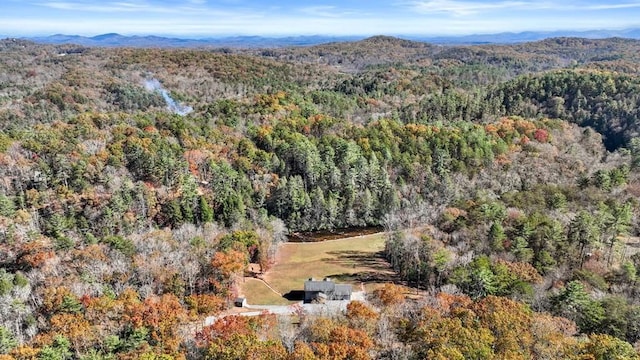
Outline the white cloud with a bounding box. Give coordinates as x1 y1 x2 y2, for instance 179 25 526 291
406 0 534 16
40 1 167 12
406 0 640 16
298 5 364 18
586 2 640 10
299 6 340 17
37 0 220 13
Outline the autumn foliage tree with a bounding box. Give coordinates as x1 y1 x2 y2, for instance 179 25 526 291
197 315 286 360
126 294 187 356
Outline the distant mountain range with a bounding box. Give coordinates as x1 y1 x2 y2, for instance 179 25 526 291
22 33 362 48
13 28 640 48
415 28 640 44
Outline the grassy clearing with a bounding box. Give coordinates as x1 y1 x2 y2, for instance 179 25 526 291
241 233 395 304
240 278 291 305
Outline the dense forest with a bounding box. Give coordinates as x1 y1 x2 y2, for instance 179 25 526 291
2 35 640 359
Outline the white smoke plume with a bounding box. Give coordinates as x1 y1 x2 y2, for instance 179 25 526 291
143 78 193 116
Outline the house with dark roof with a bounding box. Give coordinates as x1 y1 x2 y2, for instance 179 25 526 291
304 278 352 303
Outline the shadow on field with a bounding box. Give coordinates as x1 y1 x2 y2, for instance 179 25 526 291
321 250 398 283
282 290 305 301
329 271 398 283
325 250 391 271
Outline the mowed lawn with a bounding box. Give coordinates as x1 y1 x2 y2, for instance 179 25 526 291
243 233 395 304
240 278 292 305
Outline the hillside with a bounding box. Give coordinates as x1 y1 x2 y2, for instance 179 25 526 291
1 36 640 359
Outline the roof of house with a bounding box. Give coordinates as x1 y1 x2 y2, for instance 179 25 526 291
304 278 352 295
304 280 335 293
334 284 352 296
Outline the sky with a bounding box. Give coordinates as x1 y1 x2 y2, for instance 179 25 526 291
2 0 640 37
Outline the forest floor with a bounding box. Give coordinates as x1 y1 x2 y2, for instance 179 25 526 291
239 232 396 305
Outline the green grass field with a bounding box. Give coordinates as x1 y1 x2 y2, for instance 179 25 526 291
240 233 395 305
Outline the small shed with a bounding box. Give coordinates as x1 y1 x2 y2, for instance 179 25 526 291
234 297 247 307
304 278 352 303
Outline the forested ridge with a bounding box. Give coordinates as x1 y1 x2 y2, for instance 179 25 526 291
2 36 640 359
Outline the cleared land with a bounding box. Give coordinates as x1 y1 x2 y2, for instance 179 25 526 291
240 278 291 305
241 233 396 305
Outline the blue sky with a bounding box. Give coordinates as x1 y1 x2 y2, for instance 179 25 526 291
2 0 640 37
